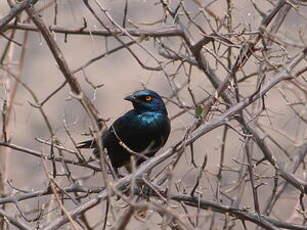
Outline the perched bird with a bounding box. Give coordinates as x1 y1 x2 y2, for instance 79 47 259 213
77 90 171 172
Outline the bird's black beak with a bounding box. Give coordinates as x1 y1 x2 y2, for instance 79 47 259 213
124 95 135 102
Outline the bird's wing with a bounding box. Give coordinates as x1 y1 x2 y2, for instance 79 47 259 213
111 111 170 154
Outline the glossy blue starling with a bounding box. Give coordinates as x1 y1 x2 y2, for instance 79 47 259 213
77 90 171 172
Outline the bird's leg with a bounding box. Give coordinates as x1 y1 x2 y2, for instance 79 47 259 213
124 155 138 174
124 162 132 174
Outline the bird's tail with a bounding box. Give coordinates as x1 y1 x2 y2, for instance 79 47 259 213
76 139 96 149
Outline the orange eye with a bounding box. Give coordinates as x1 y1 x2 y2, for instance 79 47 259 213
145 96 152 102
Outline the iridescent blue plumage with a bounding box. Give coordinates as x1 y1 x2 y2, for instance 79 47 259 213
78 90 171 171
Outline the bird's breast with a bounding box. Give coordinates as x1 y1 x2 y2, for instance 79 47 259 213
137 112 165 127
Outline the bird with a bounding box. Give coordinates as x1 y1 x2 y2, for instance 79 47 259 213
77 89 171 173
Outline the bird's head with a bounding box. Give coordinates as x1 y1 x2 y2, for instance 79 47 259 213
124 90 168 114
